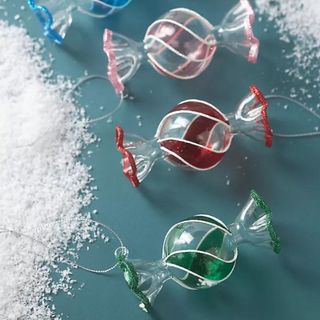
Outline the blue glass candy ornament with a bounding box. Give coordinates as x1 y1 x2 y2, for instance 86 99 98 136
27 0 132 44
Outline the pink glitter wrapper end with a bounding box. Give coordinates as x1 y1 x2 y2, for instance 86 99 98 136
103 29 125 95
244 12 259 63
241 0 255 24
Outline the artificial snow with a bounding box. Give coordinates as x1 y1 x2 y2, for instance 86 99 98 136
0 21 96 319
255 0 320 97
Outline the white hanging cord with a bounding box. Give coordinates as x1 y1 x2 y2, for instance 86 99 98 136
265 94 320 138
69 75 125 124
0 221 126 275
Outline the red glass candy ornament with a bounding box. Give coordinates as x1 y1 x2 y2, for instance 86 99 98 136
115 85 272 187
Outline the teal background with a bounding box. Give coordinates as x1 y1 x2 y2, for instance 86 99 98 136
3 1 320 319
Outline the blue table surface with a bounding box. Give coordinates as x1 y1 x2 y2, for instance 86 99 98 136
3 1 320 319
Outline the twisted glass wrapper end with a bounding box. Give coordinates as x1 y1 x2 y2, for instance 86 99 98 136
28 0 74 44
115 126 163 187
115 248 171 312
28 1 131 44
228 190 281 253
103 29 145 95
212 0 259 63
229 85 273 147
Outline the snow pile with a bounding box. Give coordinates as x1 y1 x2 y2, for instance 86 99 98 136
256 0 320 97
0 21 96 319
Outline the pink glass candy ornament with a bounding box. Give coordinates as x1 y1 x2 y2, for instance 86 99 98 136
104 0 259 94
115 85 272 187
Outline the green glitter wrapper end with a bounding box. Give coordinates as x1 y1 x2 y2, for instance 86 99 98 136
117 256 152 312
250 190 281 254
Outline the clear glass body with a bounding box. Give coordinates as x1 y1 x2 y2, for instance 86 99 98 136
115 86 272 187
28 0 131 44
144 8 216 79
156 100 232 170
117 190 280 311
104 0 259 94
163 215 237 290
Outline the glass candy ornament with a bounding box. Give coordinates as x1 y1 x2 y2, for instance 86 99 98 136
104 0 259 94
115 190 280 312
27 0 132 44
115 85 272 187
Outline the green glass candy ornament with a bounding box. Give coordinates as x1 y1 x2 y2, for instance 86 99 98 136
115 190 280 312
0 190 281 313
